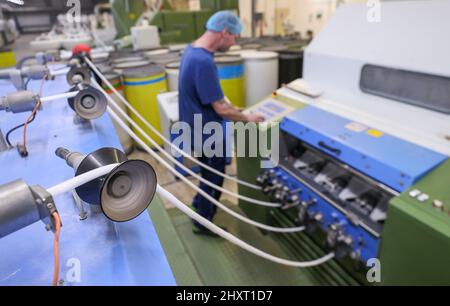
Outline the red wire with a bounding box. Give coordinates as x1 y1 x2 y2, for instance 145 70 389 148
52 212 61 287
21 75 47 153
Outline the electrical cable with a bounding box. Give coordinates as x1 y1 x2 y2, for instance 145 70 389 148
157 185 335 267
47 163 119 197
24 77 31 90
5 112 36 146
16 55 36 70
21 98 41 155
85 57 263 191
21 75 46 155
45 165 333 268
52 212 61 287
106 106 304 233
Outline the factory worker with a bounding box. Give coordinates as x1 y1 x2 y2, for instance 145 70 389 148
178 11 264 236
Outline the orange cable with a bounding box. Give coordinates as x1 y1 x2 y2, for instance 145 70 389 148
21 75 46 153
52 212 61 287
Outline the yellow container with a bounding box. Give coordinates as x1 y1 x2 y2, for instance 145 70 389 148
0 50 16 68
215 56 245 108
122 64 167 147
101 71 134 154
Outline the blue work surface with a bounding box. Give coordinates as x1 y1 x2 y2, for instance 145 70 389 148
0 75 176 286
281 106 448 192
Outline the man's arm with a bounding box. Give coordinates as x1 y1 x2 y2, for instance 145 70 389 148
212 99 264 123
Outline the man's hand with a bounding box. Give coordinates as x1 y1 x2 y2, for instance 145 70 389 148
212 99 265 123
246 114 265 123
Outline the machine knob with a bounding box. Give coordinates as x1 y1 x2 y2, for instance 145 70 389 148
296 200 320 233
273 186 290 201
326 223 353 259
281 193 301 210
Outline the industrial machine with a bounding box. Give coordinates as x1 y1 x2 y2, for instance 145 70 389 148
237 1 450 285
0 60 175 285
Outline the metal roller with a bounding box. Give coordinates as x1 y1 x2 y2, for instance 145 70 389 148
55 147 157 222
68 85 107 120
66 65 91 86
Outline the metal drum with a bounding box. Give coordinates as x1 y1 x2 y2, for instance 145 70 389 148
101 72 134 154
91 52 110 64
229 45 242 51
112 56 147 70
165 61 180 92
113 60 151 75
260 45 289 53
260 45 291 87
149 52 181 66
278 48 304 87
168 44 188 53
214 56 245 108
240 51 279 107
122 63 167 147
242 43 262 50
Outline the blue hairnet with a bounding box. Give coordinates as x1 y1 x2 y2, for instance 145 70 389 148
206 11 243 35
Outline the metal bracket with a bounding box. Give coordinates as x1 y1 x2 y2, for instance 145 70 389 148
72 190 87 221
30 185 59 232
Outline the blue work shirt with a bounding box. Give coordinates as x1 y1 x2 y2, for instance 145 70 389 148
178 45 225 152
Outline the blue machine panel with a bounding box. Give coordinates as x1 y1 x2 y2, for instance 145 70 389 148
270 168 379 262
0 76 176 285
280 106 448 192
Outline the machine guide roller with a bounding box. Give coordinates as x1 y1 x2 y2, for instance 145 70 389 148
0 146 158 239
55 147 157 222
67 84 107 120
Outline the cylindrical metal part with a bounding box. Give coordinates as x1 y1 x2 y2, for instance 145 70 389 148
3 91 38 113
0 96 6 111
0 180 40 238
0 71 11 80
21 65 49 80
55 147 85 171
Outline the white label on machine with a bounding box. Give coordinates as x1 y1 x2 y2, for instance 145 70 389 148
345 122 369 133
243 98 295 122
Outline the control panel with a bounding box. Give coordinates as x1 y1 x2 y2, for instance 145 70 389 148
255 106 448 264
243 97 296 122
257 143 388 263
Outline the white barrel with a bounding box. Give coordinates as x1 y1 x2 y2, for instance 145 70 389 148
165 61 180 92
225 49 257 57
101 72 134 154
241 51 279 107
